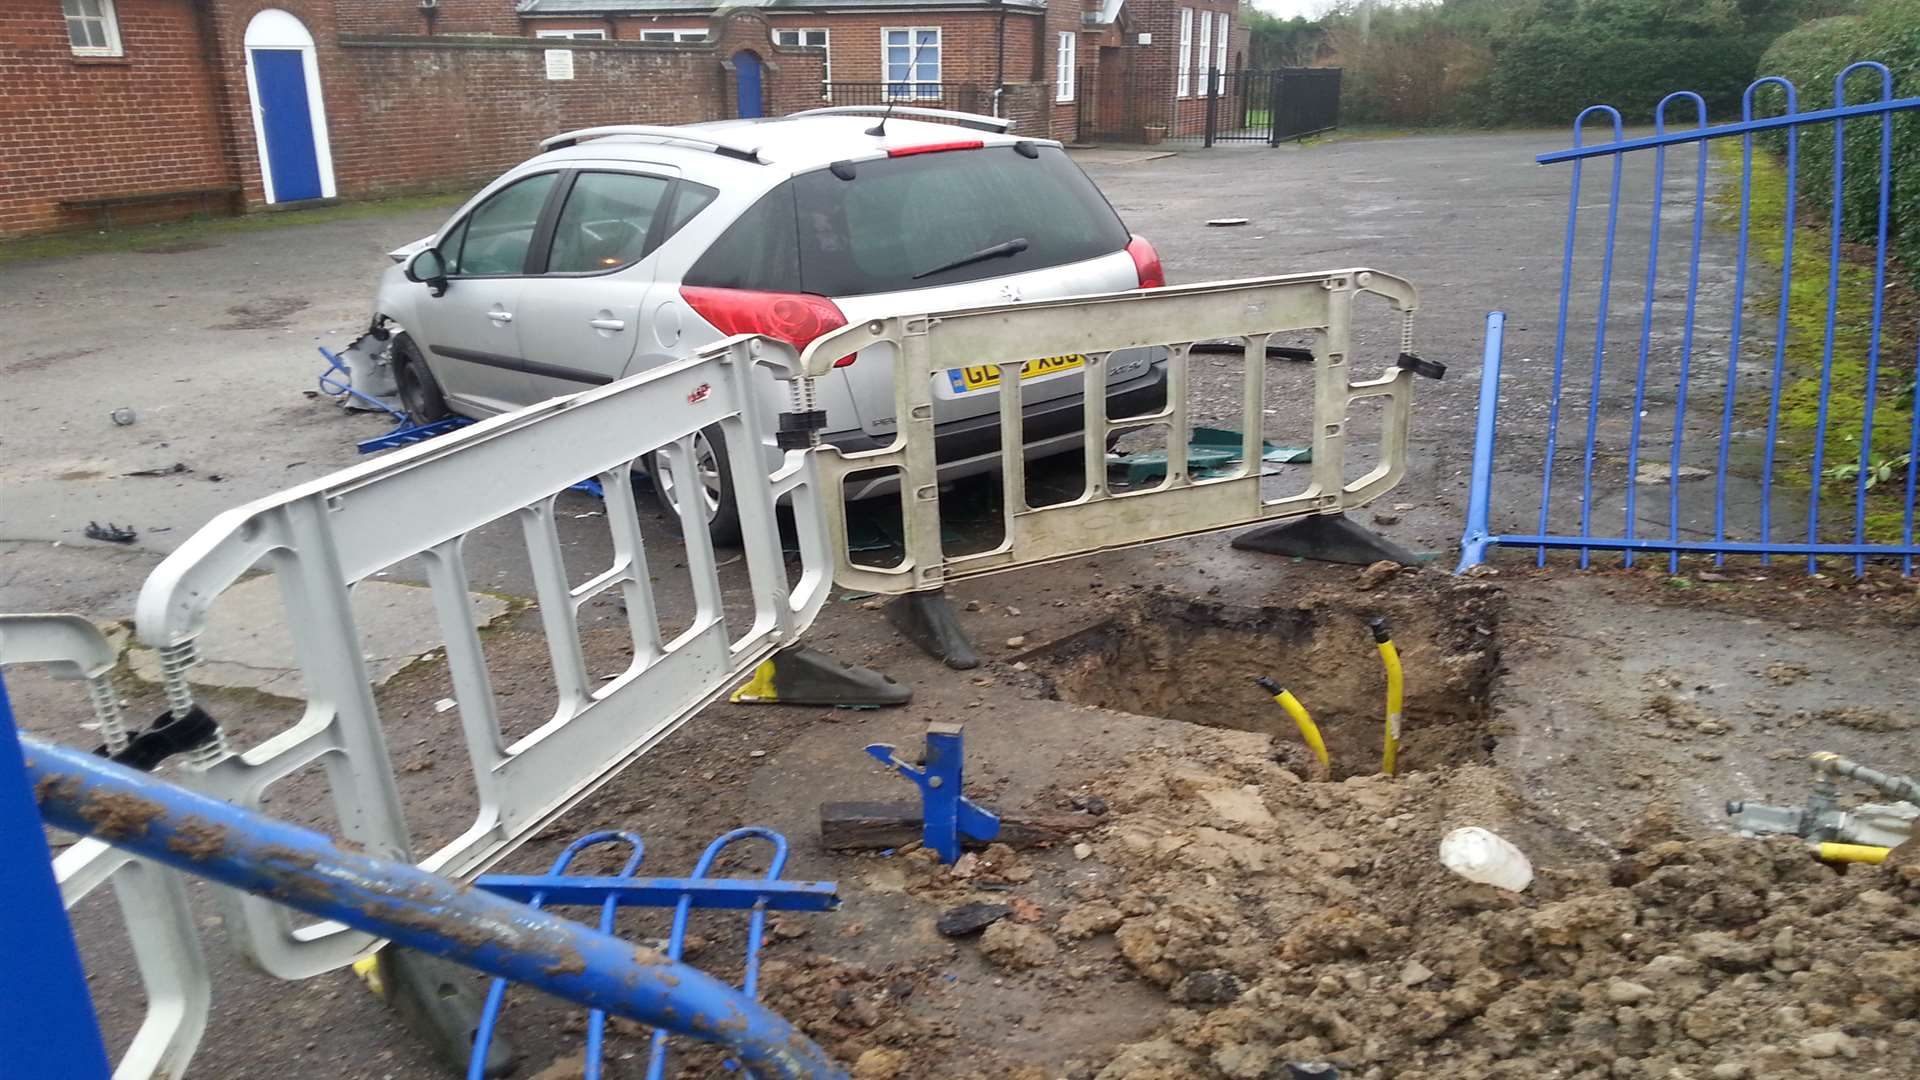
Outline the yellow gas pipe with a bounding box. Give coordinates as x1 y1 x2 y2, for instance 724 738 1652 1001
1254 676 1330 775
1370 617 1404 776
1816 842 1891 864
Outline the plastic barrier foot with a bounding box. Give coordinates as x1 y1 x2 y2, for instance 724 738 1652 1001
730 645 911 707
1230 512 1419 566
884 590 981 670
372 947 516 1078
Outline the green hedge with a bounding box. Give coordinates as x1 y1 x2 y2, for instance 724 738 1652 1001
1327 0 1850 129
1757 4 1920 278
1483 30 1779 126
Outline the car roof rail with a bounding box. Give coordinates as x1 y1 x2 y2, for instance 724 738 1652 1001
540 125 763 162
785 105 1014 134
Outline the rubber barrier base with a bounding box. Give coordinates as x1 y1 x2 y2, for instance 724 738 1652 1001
1230 512 1418 566
884 590 981 670
372 947 516 1078
730 645 912 707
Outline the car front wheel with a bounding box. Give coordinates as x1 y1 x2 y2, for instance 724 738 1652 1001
391 333 450 423
646 424 742 546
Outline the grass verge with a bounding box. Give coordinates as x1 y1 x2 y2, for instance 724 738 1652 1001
0 190 467 266
1716 141 1920 543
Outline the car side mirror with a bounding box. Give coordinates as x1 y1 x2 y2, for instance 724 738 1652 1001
404 247 449 297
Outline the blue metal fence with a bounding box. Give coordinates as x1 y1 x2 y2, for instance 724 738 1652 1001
7 695 848 1079
1458 63 1920 576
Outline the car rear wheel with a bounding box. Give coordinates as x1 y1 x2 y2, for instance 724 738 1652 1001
647 424 742 547
391 333 450 423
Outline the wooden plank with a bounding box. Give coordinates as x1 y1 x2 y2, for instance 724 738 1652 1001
819 800 1101 852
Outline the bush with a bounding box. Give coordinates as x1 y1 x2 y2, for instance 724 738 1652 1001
1758 4 1920 276
1332 25 1492 126
1483 29 1779 125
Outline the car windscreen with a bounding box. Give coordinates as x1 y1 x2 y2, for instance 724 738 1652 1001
788 144 1131 296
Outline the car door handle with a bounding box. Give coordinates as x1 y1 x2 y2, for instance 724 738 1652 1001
487 311 513 324
588 318 626 331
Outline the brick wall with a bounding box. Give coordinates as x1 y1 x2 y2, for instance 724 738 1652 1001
998 80 1049 139
325 38 737 200
200 2 819 211
0 0 237 235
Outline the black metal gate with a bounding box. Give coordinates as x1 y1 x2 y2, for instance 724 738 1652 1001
1074 66 1340 147
1175 67 1342 147
1269 68 1342 142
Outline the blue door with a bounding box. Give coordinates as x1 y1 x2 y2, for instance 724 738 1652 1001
253 49 322 202
733 51 764 119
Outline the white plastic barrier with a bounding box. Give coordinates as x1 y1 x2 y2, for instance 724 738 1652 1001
130 336 831 981
799 270 1422 593
0 614 210 1080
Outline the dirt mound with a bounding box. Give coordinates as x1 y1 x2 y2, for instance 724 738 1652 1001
1052 733 1920 1080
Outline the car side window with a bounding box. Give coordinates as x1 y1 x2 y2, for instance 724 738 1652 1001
446 173 558 277
662 182 719 239
546 172 673 274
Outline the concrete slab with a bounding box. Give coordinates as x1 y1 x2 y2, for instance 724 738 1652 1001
128 575 512 697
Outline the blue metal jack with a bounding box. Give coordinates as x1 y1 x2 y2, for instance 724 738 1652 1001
864 722 999 864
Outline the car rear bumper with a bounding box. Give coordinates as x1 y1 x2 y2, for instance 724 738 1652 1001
826 358 1169 500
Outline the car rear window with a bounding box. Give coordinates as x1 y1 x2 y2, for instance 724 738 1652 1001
684 183 801 292
798 145 1129 295
684 145 1130 297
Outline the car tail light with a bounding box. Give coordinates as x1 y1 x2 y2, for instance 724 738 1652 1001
887 140 985 157
1126 234 1165 289
680 286 857 366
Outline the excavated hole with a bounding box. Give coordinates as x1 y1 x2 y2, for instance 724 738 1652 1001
1031 589 1502 780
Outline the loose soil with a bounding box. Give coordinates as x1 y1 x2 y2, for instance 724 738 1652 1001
484 564 1920 1080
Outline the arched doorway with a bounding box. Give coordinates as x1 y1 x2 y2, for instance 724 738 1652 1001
733 50 764 119
244 10 336 203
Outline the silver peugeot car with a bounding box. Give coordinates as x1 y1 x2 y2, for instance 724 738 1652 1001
371 106 1168 542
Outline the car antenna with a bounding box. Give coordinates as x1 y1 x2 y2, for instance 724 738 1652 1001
868 32 930 137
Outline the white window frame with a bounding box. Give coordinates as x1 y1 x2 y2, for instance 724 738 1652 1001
1214 12 1229 93
1055 32 1075 103
774 27 831 97
639 29 705 42
63 0 123 58
536 29 608 41
1176 9 1192 98
882 27 941 100
1196 12 1211 95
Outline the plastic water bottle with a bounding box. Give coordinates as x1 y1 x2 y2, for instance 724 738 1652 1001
1439 826 1534 892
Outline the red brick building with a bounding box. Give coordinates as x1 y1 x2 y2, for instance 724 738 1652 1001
1 0 1246 238
518 0 1249 142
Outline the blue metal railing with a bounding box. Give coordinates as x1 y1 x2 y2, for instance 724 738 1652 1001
466 827 824 1080
1459 65 1920 575
13 728 848 1080
0 675 113 1078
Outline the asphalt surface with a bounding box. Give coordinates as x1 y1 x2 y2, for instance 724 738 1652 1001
0 130 1590 619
